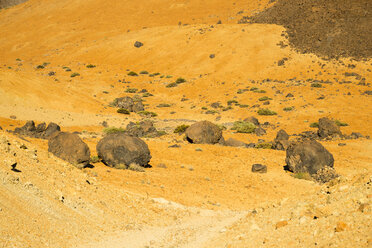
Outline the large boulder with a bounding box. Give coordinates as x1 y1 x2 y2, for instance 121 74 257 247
185 121 223 144
48 132 90 168
112 96 134 111
285 139 334 175
318 117 342 139
43 122 61 138
97 133 151 168
14 121 60 139
273 129 290 150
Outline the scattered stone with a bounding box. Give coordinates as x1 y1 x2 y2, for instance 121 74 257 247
48 71 55 76
48 132 90 168
351 132 364 139
275 220 288 229
0 126 2 130
97 133 151 168
251 164 267 173
125 120 162 138
185 121 223 144
286 93 294 97
14 121 60 139
254 127 266 136
318 117 342 139
285 139 334 175
273 129 290 150
313 167 339 183
224 138 246 147
209 54 215 59
168 144 181 148
10 115 16 119
338 143 346 146
195 148 203 152
335 221 347 232
134 41 143 48
363 90 372 95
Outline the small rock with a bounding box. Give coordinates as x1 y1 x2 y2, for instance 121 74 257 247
275 220 288 229
335 221 347 232
209 54 215 59
286 93 294 98
134 41 143 48
338 143 346 146
195 148 203 152
255 127 266 136
251 164 267 173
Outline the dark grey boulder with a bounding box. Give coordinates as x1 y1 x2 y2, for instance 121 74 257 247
43 122 61 138
48 132 90 168
285 139 334 175
251 164 267 173
97 133 151 168
134 41 143 48
185 121 222 144
318 117 342 139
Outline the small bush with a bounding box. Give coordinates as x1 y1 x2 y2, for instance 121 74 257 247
201 106 208 110
259 96 272 101
139 70 149 74
36 65 45 69
257 90 267 93
117 108 130 114
283 106 294 111
255 142 273 149
125 88 138 93
166 82 178 88
257 108 277 115
90 156 100 163
231 121 256 133
128 163 145 172
292 172 312 181
174 124 189 134
86 64 96 68
335 120 348 126
103 127 125 134
127 71 138 76
227 100 239 106
166 75 173 78
310 122 319 128
70 72 80 77
250 87 259 91
311 83 322 88
157 103 171 108
137 111 158 117
142 92 153 97
175 77 186 84
63 66 71 71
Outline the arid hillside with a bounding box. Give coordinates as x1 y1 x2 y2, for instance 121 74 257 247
0 0 371 247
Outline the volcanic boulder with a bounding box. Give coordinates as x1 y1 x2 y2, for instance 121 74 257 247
97 133 151 169
273 129 290 150
318 117 342 139
285 139 334 175
48 132 90 168
185 121 223 144
224 138 246 147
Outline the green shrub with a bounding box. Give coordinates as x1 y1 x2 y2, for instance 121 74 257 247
250 87 259 91
231 121 256 133
201 106 208 110
257 90 266 93
227 100 239 106
335 120 348 126
90 156 100 163
292 172 312 181
166 75 173 78
142 92 153 97
259 96 272 101
175 77 186 84
63 66 71 71
157 103 171 108
255 142 273 149
139 70 149 74
125 88 137 93
103 127 125 134
127 71 138 76
166 82 178 88
310 122 319 128
283 106 294 111
311 83 322 88
70 72 80 77
137 111 158 117
36 65 45 69
117 108 130 114
174 124 189 134
257 108 277 115
86 64 96 68
128 163 145 172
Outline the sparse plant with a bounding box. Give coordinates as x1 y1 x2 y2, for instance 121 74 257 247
117 108 130 114
201 106 208 110
166 82 178 88
335 120 348 126
128 163 145 172
142 92 153 97
259 96 272 101
70 72 80 77
283 106 294 111
90 156 100 163
86 64 96 68
157 103 171 108
125 88 138 93
166 75 173 78
255 142 273 149
137 111 158 117
257 108 277 115
310 122 319 128
227 100 239 106
175 77 186 84
103 127 125 134
311 83 322 88
231 121 256 133
127 71 138 76
292 172 312 181
174 124 189 134
139 70 149 74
